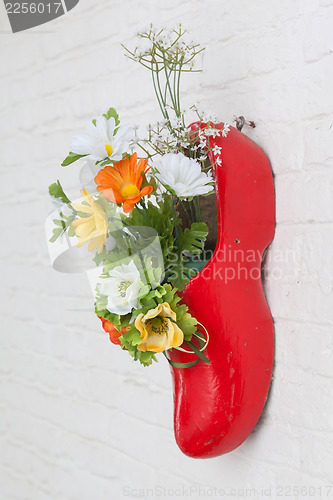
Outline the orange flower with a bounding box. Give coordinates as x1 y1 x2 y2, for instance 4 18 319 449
94 153 153 213
98 316 129 345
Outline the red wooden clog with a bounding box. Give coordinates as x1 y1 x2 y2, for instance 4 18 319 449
168 123 275 458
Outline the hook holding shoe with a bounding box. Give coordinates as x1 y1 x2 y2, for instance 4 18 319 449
234 116 256 132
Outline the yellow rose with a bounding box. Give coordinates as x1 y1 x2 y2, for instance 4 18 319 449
135 302 184 353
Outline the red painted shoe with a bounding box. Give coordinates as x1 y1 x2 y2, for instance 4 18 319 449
167 123 275 458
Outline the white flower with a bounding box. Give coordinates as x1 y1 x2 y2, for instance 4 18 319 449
221 124 230 137
99 260 142 315
201 110 217 123
170 116 183 129
70 115 134 163
154 152 214 198
212 145 222 154
211 128 221 138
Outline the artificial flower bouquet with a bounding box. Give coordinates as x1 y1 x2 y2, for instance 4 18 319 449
48 26 229 367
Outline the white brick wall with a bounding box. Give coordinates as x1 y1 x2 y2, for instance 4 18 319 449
0 0 332 499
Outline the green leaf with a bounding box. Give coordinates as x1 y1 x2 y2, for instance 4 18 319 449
138 296 157 311
61 152 87 167
93 247 107 267
98 158 112 167
68 224 76 237
125 197 175 259
103 107 120 127
48 180 71 204
178 222 208 255
53 219 65 227
49 211 76 243
95 306 123 332
49 227 63 243
161 283 180 307
136 350 158 366
120 328 142 347
164 254 194 291
186 340 210 364
119 325 158 366
96 196 117 215
163 352 198 369
177 311 197 341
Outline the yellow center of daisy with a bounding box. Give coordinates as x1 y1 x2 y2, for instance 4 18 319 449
105 144 113 156
121 184 140 198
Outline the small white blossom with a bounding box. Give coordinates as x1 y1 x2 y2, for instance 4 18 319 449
199 135 207 147
159 119 169 127
211 128 221 138
221 124 230 137
203 127 214 137
212 145 222 154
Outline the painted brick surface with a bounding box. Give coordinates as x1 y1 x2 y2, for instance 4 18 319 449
0 0 332 499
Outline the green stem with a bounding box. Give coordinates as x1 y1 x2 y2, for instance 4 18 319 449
124 234 133 256
173 65 178 114
151 63 168 121
154 61 170 122
172 196 179 240
137 141 153 159
194 196 202 222
135 205 154 228
180 200 192 224
163 69 170 105
163 55 178 114
189 200 196 221
176 57 184 112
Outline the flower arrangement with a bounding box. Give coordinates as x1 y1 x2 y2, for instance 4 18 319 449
48 26 230 367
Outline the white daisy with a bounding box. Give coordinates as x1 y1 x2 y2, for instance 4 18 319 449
153 152 214 199
98 260 142 315
70 115 134 163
